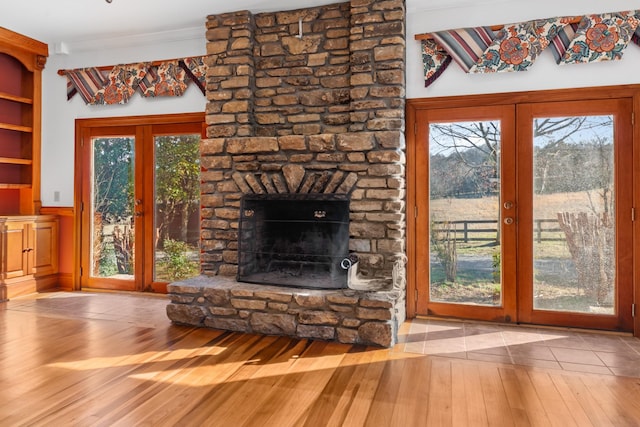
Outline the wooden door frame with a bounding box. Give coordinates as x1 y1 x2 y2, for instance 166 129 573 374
406 85 640 337
413 105 517 323
73 112 205 293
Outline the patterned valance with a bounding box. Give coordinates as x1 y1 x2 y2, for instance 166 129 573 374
417 11 640 88
60 56 208 105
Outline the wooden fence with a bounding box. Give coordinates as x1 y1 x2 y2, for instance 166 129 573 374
432 219 563 243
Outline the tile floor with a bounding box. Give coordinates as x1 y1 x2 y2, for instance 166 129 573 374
396 317 640 378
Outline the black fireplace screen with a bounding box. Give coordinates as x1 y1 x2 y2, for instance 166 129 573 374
237 194 350 289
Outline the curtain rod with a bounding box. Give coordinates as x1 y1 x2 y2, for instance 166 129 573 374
56 55 203 76
414 16 583 40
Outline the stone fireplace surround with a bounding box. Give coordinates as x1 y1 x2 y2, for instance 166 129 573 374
167 0 407 347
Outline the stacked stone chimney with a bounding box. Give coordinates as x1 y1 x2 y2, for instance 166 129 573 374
167 0 407 347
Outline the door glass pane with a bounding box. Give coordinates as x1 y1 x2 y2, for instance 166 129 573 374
429 121 502 306
91 137 135 278
153 134 201 282
532 115 615 314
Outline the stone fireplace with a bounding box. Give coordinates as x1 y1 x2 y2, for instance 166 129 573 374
166 0 407 347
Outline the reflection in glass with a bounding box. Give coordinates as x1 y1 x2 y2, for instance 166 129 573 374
91 137 135 278
153 134 201 282
532 115 615 314
429 121 502 306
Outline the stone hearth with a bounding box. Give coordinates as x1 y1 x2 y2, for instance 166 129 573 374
167 0 407 347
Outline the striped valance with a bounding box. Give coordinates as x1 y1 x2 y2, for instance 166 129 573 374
60 56 207 105
417 10 640 88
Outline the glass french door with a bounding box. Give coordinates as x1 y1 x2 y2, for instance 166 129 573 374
415 99 633 331
415 105 517 322
78 115 203 292
517 99 633 330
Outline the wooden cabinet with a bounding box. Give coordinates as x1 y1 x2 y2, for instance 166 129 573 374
0 215 59 301
0 27 48 215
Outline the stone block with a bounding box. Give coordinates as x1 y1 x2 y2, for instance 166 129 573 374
207 40 229 55
307 53 329 66
366 22 404 39
230 288 254 298
282 35 322 55
250 313 297 335
336 327 359 344
203 288 230 306
254 290 293 303
209 307 238 316
350 222 386 238
221 76 250 89
261 42 284 57
297 325 336 340
268 302 289 312
368 163 403 176
278 135 307 151
218 264 238 276
167 283 202 294
214 208 239 220
358 322 393 347
356 306 392 320
321 76 350 89
328 305 354 314
201 155 233 170
360 298 394 309
326 294 359 305
367 119 404 131
336 133 374 151
342 318 361 328
166 304 206 326
205 316 249 332
366 189 403 200
255 114 283 125
169 294 195 304
227 137 280 154
294 294 325 307
207 27 232 41
282 164 305 192
299 310 340 326
222 101 249 114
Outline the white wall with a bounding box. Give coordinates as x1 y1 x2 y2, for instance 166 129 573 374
406 0 640 99
42 0 640 206
41 32 207 207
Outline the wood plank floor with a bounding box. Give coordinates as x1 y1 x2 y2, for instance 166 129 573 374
2 291 640 426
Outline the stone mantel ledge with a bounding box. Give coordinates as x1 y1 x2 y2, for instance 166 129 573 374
166 275 404 347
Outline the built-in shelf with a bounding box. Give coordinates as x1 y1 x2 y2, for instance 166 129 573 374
0 183 31 189
0 91 32 105
0 122 33 133
0 157 32 165
0 28 47 215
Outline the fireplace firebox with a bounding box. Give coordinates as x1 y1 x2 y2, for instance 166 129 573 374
237 194 350 289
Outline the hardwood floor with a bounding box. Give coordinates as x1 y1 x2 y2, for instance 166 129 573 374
2 291 640 426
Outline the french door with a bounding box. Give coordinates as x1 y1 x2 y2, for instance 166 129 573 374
413 98 634 331
76 114 204 293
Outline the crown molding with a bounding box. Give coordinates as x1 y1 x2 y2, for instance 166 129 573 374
52 26 204 54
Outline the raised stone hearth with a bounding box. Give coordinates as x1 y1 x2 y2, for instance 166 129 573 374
167 275 403 347
166 0 407 347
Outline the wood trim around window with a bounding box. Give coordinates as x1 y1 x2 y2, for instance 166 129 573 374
406 85 640 338
73 112 205 292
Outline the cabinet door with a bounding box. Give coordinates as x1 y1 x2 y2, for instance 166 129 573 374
2 221 30 279
32 219 58 276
